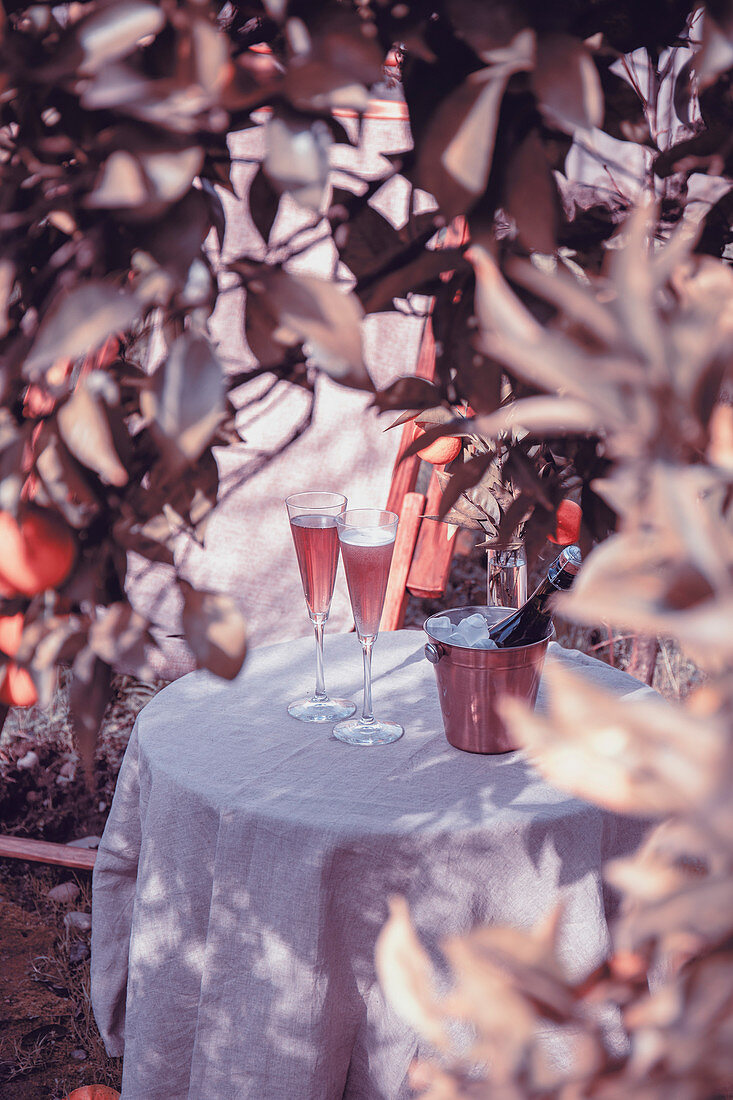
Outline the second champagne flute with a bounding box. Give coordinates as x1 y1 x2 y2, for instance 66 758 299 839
286 492 356 723
333 508 403 746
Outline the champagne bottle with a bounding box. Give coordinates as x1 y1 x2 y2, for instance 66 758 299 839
488 545 582 648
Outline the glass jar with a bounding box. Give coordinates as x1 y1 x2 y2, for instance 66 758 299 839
486 543 527 610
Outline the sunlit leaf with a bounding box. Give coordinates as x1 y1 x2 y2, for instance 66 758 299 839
76 1 165 74
499 658 726 816
24 283 140 381
141 334 225 467
264 112 332 212
375 896 449 1049
180 581 248 680
472 396 607 440
57 378 129 487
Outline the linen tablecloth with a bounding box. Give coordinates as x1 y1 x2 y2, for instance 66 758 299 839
91 630 654 1099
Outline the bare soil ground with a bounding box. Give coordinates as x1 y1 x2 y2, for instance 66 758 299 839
0 543 702 1098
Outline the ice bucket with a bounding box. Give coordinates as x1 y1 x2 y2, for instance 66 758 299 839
424 606 553 754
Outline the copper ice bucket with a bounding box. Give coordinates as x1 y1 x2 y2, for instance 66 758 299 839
424 606 553 754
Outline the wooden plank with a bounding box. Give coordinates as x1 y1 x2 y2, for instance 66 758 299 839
385 315 436 515
406 468 458 598
381 491 426 632
0 834 97 871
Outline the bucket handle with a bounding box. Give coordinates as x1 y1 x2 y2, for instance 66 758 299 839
424 642 445 664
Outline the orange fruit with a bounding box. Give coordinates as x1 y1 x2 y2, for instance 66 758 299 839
0 663 37 707
548 499 582 546
414 427 462 465
0 613 36 707
64 1089 121 1100
0 613 23 657
0 507 76 596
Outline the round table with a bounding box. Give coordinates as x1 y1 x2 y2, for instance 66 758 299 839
91 630 653 1100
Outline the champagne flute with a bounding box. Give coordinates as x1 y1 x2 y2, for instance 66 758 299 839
286 492 356 723
333 508 403 746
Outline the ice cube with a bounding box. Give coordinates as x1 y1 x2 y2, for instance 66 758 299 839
450 612 490 647
428 616 453 636
474 637 498 650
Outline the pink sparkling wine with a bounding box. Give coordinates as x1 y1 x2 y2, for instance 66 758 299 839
339 531 395 638
290 514 340 617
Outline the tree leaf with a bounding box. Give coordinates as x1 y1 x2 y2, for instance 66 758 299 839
472 396 607 440
504 255 622 348
68 647 112 785
499 658 725 816
264 112 332 212
533 35 604 134
371 377 442 414
180 581 248 680
375 896 449 1049
76 1 165 74
248 163 281 246
234 263 371 389
141 334 225 467
57 379 129 487
415 30 535 219
359 247 467 315
24 283 140 381
436 453 494 519
112 519 175 565
503 129 557 255
88 602 158 680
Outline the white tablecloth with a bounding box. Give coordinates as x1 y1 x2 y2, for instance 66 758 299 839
91 630 654 1099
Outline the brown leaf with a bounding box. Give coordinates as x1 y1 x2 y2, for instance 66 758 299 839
503 129 557 255
533 35 604 134
57 378 129 487
372 377 442 415
24 283 140 381
112 519 175 565
248 163 281 246
234 264 371 390
607 199 666 373
68 648 112 785
141 334 225 468
437 453 495 520
34 429 101 529
180 581 248 680
359 247 467 315
88 603 158 681
415 31 535 219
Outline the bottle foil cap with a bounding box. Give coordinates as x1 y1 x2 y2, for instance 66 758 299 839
557 544 582 575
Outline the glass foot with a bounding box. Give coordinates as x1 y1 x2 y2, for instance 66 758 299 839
332 717 404 746
288 696 356 723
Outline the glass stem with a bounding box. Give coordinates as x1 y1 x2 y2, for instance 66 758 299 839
312 616 327 701
361 636 375 723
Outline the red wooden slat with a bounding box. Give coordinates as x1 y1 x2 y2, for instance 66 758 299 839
385 316 436 516
406 468 458 599
381 492 425 632
0 834 97 870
